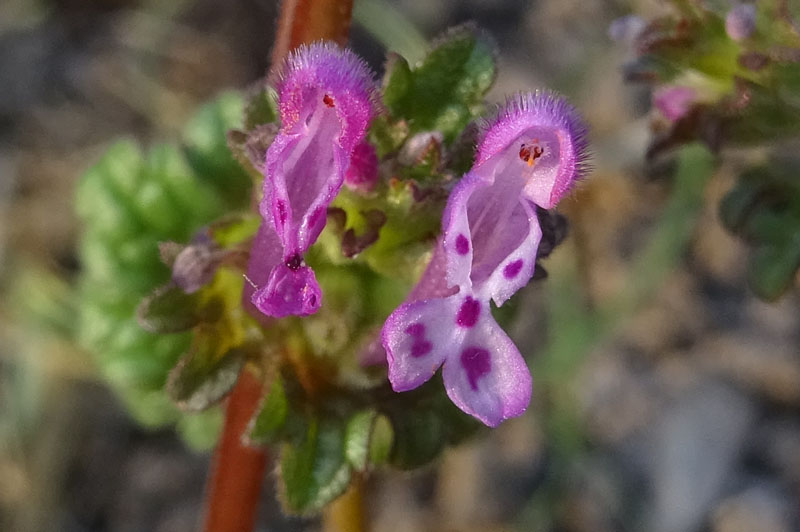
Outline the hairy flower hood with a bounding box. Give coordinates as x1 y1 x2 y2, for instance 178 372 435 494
246 42 377 318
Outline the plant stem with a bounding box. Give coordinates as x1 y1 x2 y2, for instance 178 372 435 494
322 477 367 532
272 0 355 67
202 369 268 532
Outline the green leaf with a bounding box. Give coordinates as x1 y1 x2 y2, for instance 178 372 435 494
383 25 496 141
344 409 377 471
381 53 414 112
182 92 252 208
209 213 261 248
118 387 180 428
368 115 410 158
243 87 278 130
719 178 763 233
101 331 190 390
368 414 394 466
343 410 393 470
177 407 224 451
748 238 800 301
75 140 148 239
388 405 445 470
145 144 222 224
248 374 289 445
75 92 251 437
137 284 206 334
166 339 245 412
741 207 799 246
729 84 800 143
279 417 352 514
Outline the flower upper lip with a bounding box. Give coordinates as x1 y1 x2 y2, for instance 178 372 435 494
246 42 378 319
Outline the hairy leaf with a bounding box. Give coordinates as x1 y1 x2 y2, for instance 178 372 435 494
279 417 352 514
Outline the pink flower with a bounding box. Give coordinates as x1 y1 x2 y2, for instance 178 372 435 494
653 85 697 122
381 92 589 426
246 43 377 317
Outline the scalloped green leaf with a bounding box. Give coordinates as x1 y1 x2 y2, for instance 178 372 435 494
367 413 394 467
137 284 206 334
343 410 394 471
209 213 261 248
75 140 148 239
344 410 377 471
719 178 763 233
382 25 496 141
177 406 225 451
387 406 445 470
146 143 222 224
248 374 289 445
279 417 352 514
76 93 251 443
182 91 252 208
244 87 278 131
748 238 800 301
741 207 800 246
381 52 413 113
167 339 245 412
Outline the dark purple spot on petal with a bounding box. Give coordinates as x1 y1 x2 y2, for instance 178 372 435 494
405 322 432 357
277 201 288 225
411 340 433 357
405 323 425 337
456 297 480 328
461 347 491 390
455 234 470 255
285 254 302 271
503 259 524 279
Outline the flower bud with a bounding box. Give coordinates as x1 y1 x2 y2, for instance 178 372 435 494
344 140 380 192
726 4 757 42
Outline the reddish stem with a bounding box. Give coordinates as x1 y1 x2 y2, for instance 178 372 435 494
202 369 267 532
272 0 355 66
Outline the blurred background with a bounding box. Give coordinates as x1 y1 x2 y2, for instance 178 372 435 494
1 0 799 531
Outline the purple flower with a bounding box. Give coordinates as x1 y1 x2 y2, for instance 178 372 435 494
381 92 589 426
247 43 377 317
608 15 646 44
653 85 696 122
726 4 757 42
